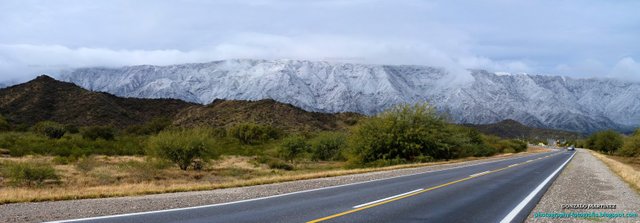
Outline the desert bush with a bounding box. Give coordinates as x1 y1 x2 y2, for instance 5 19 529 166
586 130 624 154
348 103 453 164
32 121 66 139
3 162 60 186
267 159 293 170
52 156 76 165
575 139 587 148
126 117 172 135
463 129 498 157
64 124 80 134
0 132 145 157
228 123 280 145
470 144 498 157
14 123 30 132
147 128 219 170
256 156 293 170
437 125 483 159
278 135 309 163
618 129 640 157
348 104 504 166
82 126 116 141
0 114 9 131
75 156 98 173
511 140 528 152
482 135 527 154
210 127 227 138
310 132 347 161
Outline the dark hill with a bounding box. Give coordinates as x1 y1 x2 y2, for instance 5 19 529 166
464 119 580 140
0 75 195 127
0 76 361 131
173 99 361 132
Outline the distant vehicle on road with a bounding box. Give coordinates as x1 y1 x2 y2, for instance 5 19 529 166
567 146 575 151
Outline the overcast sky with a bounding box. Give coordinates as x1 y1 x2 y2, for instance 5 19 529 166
1 0 639 83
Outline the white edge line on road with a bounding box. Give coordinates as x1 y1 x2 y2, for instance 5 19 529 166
352 189 423 209
499 152 576 223
45 151 557 223
469 171 491 177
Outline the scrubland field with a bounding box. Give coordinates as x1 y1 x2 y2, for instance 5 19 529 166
0 104 532 204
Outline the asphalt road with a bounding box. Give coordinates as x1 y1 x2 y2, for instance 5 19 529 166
50 150 575 223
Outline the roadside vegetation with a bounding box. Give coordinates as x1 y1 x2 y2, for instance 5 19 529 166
0 105 535 204
582 129 640 191
581 129 640 157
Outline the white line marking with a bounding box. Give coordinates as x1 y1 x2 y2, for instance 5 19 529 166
352 189 424 209
509 164 519 167
499 152 576 223
470 171 492 177
46 152 558 223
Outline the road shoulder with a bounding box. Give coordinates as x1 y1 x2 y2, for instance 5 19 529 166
527 149 640 222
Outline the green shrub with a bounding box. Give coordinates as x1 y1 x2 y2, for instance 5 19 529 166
82 126 115 141
278 135 309 163
52 156 76 165
459 130 496 157
575 139 587 148
147 128 219 170
586 130 624 154
511 140 528 153
3 162 60 186
0 114 9 131
32 121 66 139
64 124 80 134
310 132 347 161
228 123 280 145
471 144 498 157
483 135 527 154
125 117 172 135
367 157 408 167
347 104 505 166
618 129 640 157
348 103 452 164
14 123 30 132
0 132 145 157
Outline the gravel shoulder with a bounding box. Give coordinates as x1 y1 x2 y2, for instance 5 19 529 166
527 149 640 223
0 153 537 223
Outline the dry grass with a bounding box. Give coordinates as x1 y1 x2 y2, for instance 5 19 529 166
526 145 552 153
0 149 545 204
590 150 640 192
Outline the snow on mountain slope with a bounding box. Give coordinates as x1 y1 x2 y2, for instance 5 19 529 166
59 59 640 133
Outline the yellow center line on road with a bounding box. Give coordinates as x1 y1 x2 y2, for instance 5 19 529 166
306 152 564 223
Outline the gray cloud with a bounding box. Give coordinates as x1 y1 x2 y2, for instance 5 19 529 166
0 0 638 83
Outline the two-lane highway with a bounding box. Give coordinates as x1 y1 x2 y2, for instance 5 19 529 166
51 150 575 223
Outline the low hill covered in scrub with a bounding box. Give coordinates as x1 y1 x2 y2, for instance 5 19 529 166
0 75 360 132
464 119 580 141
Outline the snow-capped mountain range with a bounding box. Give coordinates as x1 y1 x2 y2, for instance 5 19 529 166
59 59 640 133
